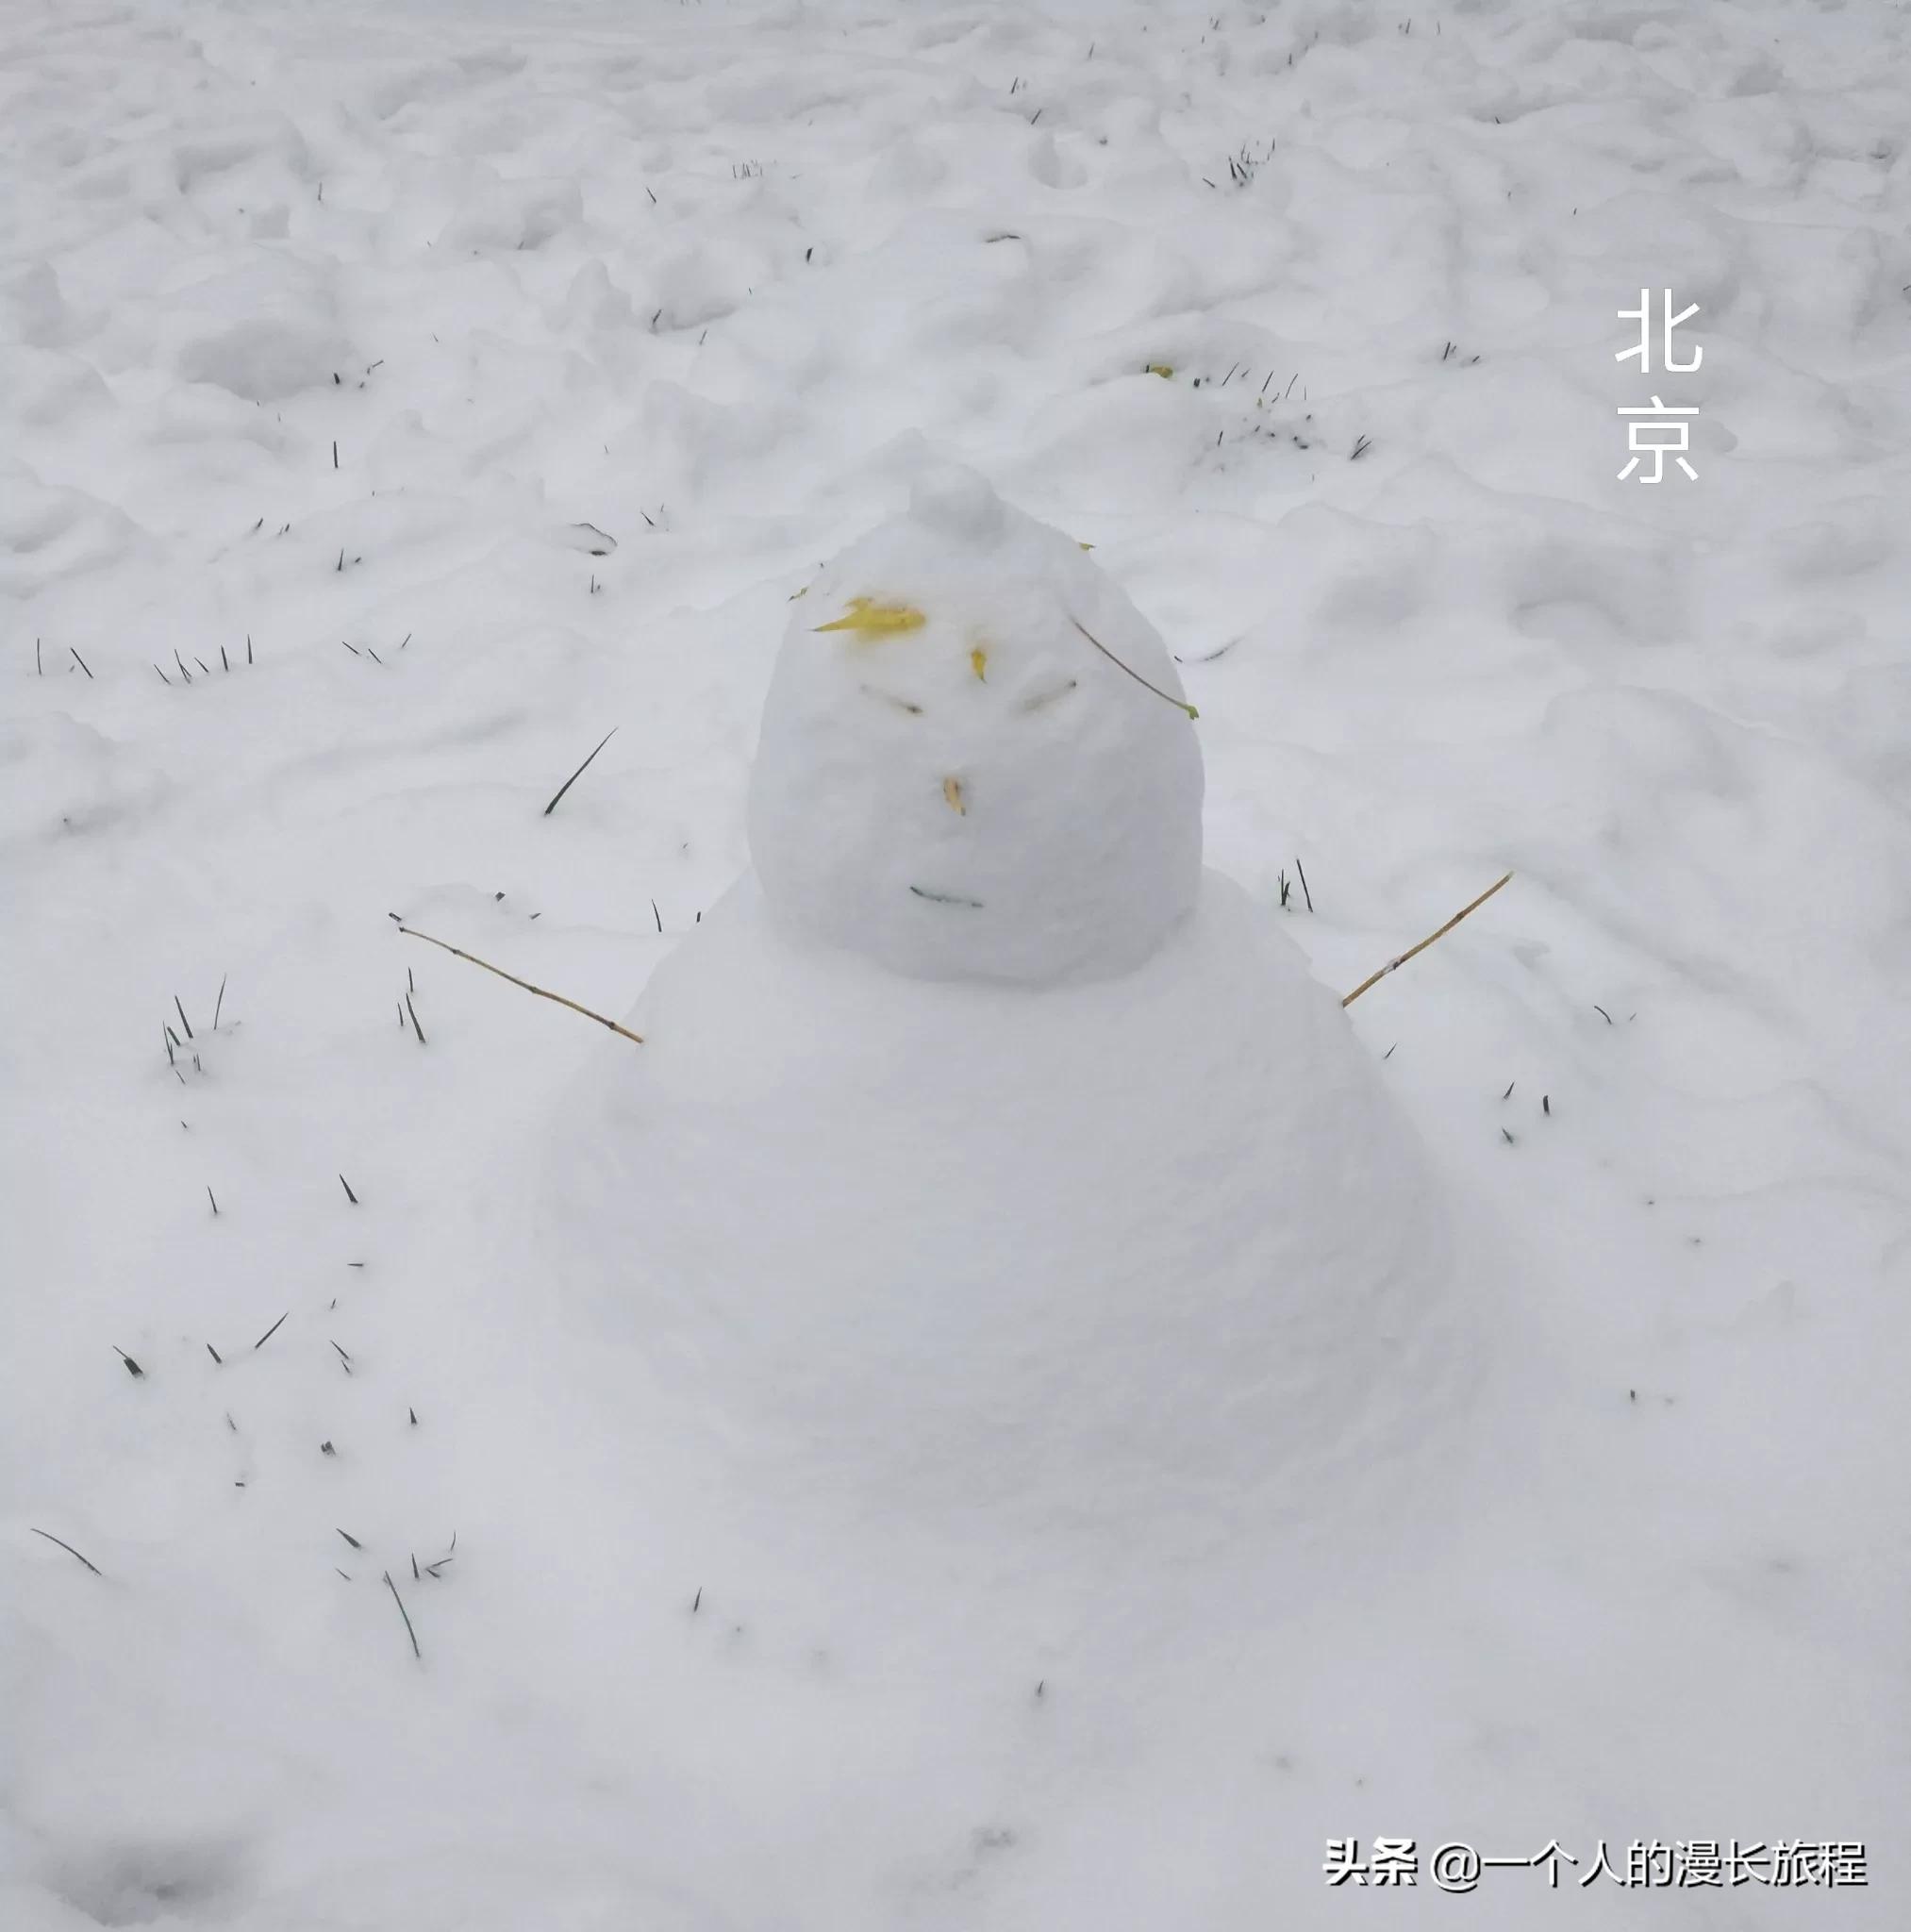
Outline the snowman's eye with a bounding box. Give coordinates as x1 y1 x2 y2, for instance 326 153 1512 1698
860 684 923 716
1018 679 1078 713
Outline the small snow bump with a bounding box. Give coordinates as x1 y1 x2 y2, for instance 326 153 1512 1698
908 463 1004 543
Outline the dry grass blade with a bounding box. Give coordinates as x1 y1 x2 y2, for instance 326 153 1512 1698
1069 619 1197 719
397 925 642 1045
383 1570 421 1658
543 727 618 816
1342 873 1512 1008
30 1528 103 1575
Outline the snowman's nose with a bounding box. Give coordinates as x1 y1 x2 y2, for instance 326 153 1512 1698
942 775 966 816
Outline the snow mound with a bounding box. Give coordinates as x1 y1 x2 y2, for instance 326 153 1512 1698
159 261 354 403
542 872 1456 1563
437 171 582 254
748 465 1205 987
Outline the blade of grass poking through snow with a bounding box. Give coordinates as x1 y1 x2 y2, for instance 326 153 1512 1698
383 1571 421 1659
29 1528 103 1574
542 727 618 816
397 924 643 1045
1068 619 1197 719
1341 873 1513 1008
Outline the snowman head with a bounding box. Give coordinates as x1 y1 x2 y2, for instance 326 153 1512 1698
747 465 1205 986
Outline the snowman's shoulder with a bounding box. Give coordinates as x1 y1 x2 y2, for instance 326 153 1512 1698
1181 868 1339 993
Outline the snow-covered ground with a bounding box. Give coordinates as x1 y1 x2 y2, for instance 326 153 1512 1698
5 0 1910 1924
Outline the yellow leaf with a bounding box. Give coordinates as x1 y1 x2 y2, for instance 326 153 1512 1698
970 645 988 681
1146 363 1173 378
942 775 966 815
1077 541 1094 550
814 596 926 638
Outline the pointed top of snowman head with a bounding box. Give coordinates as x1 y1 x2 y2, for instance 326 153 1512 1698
747 463 1205 986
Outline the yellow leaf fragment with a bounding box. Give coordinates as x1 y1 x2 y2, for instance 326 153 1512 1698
814 596 926 638
1145 363 1173 378
970 645 989 681
1077 541 1094 550
942 775 966 815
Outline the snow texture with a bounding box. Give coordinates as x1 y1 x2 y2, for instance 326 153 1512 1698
5 0 1911 1926
540 867 1458 1557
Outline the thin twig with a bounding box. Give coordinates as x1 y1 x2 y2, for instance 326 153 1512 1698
1342 873 1512 1008
1069 619 1197 720
909 884 984 908
397 925 643 1045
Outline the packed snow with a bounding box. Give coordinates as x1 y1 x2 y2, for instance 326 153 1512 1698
537 873 1460 1547
5 0 1910 1927
751 463 1205 983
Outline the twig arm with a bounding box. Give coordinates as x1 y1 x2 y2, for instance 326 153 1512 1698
1342 872 1512 1008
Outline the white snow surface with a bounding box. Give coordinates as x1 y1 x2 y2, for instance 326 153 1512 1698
536 868 1458 1558
5 0 1911 1926
749 464 1204 984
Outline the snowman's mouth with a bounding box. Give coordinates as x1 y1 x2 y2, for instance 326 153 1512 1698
908 884 985 909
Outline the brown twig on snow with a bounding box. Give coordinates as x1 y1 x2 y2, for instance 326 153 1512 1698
1069 619 1198 720
1341 873 1512 1008
396 925 642 1045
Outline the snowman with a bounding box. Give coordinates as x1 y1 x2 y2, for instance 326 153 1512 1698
536 464 1462 1567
